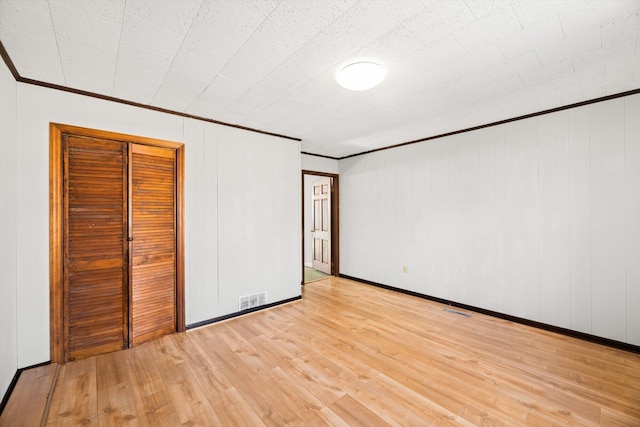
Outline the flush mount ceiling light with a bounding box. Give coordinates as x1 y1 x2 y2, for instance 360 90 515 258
336 61 386 91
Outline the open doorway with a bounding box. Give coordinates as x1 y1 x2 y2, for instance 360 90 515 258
301 171 339 285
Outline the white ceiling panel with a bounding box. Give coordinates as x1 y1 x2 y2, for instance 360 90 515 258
48 0 125 25
194 0 264 44
4 50 66 84
202 73 255 102
125 0 201 36
152 81 202 112
163 49 218 90
248 60 314 100
179 23 242 69
557 0 630 37
236 0 281 18
535 27 602 67
184 97 227 118
0 0 638 158
354 25 424 62
0 28 59 62
220 34 291 84
496 24 563 59
402 1 475 44
602 11 640 46
452 10 523 51
339 0 424 37
48 1 121 92
112 61 165 104
447 43 506 76
0 0 61 80
0 0 56 39
287 0 357 25
61 57 117 94
117 13 183 70
415 35 467 67
519 57 575 88
254 1 326 52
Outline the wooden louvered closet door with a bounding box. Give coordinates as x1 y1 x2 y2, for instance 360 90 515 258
129 144 177 345
64 136 128 360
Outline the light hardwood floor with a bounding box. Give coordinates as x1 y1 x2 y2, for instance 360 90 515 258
3 277 640 426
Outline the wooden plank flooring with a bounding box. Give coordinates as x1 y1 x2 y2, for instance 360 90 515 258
0 364 58 427
5 277 640 426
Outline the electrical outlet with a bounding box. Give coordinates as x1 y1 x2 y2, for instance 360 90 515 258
402 265 408 273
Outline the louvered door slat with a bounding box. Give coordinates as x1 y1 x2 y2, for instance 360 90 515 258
130 144 177 345
64 136 127 360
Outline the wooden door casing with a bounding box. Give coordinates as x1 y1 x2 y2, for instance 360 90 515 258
50 123 185 363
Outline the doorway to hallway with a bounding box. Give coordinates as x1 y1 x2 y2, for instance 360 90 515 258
301 171 339 285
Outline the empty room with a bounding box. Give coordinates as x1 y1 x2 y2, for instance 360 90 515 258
0 0 639 425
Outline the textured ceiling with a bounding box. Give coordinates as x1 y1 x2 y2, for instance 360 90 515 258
1 0 638 158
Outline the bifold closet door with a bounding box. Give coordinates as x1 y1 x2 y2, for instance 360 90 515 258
129 144 177 345
64 136 128 360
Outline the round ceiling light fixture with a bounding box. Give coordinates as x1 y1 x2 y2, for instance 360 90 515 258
336 61 386 91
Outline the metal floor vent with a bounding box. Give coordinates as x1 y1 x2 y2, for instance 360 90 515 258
444 308 472 318
239 292 268 311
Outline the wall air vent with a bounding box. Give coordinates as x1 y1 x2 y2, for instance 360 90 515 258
239 291 268 311
444 308 471 318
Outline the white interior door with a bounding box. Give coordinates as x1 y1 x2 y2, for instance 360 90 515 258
311 177 331 274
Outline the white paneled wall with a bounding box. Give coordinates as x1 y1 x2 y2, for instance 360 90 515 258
185 122 301 323
626 95 640 345
0 54 18 400
340 93 640 345
218 128 301 314
301 153 339 174
5 83 300 374
183 119 219 325
590 100 627 342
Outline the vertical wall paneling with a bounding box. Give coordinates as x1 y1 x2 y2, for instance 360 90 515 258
0 54 18 399
524 118 541 321
494 125 508 313
218 128 301 315
428 140 448 297
625 95 640 345
555 113 572 329
447 135 464 302
300 154 339 174
339 93 640 345
504 120 528 318
392 148 410 290
568 106 592 334
183 119 220 325
460 129 481 302
538 113 560 326
590 99 627 342
474 128 497 309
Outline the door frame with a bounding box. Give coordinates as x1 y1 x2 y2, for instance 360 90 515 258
301 170 339 285
49 123 185 363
